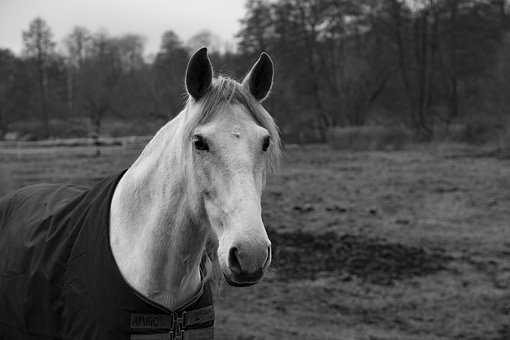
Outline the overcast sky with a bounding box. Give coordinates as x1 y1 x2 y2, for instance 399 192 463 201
0 0 246 56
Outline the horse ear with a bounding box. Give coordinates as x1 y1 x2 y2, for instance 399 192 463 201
242 52 274 102
185 47 213 101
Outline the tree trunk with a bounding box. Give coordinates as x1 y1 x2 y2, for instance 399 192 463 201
447 0 459 123
297 5 331 142
66 65 74 115
449 75 459 121
0 108 7 139
92 114 102 157
392 0 415 127
37 58 50 139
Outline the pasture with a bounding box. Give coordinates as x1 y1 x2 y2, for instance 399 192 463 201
0 143 509 340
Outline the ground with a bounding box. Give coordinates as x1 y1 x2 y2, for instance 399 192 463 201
0 143 509 340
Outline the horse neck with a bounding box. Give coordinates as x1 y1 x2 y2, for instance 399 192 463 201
110 113 209 310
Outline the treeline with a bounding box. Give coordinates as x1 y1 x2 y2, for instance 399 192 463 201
1 0 510 142
0 19 242 140
239 0 510 142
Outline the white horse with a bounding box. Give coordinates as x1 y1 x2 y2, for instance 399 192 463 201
110 47 281 311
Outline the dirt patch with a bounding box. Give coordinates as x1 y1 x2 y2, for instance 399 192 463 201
269 229 451 285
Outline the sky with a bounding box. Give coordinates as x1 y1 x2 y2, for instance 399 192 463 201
0 0 246 56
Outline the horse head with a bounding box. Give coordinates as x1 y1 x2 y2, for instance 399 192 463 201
183 48 279 287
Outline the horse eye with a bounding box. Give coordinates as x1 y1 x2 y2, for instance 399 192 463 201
262 136 271 152
193 135 209 151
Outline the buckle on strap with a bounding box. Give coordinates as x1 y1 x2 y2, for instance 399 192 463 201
176 327 214 340
171 313 184 340
130 306 215 340
130 327 214 340
130 306 214 330
170 306 214 340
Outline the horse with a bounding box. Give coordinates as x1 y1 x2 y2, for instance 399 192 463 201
0 47 281 340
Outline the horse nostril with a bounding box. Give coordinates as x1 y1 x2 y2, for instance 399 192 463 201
263 246 271 268
228 247 242 274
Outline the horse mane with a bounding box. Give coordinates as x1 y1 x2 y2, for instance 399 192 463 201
181 76 281 174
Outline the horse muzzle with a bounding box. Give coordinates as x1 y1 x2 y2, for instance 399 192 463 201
223 244 271 287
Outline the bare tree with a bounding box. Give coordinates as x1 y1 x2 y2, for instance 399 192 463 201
64 26 91 115
22 17 55 138
186 30 223 54
151 30 189 116
0 49 31 137
77 31 122 146
115 34 146 73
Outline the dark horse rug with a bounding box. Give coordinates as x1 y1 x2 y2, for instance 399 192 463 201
0 173 214 340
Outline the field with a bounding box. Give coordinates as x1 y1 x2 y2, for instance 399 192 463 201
1 142 509 340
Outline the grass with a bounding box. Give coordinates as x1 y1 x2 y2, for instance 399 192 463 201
1 143 509 339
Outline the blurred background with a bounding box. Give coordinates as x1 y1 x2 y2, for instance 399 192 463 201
1 0 510 339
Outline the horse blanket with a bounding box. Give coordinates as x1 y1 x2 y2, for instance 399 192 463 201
0 172 214 340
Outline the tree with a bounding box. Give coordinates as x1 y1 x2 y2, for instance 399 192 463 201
112 35 152 122
64 26 91 68
77 31 122 143
237 0 393 140
0 49 32 137
64 26 91 115
151 30 189 116
186 30 223 53
237 0 275 53
22 17 56 138
115 34 146 73
0 49 17 136
378 0 506 137
160 30 183 54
